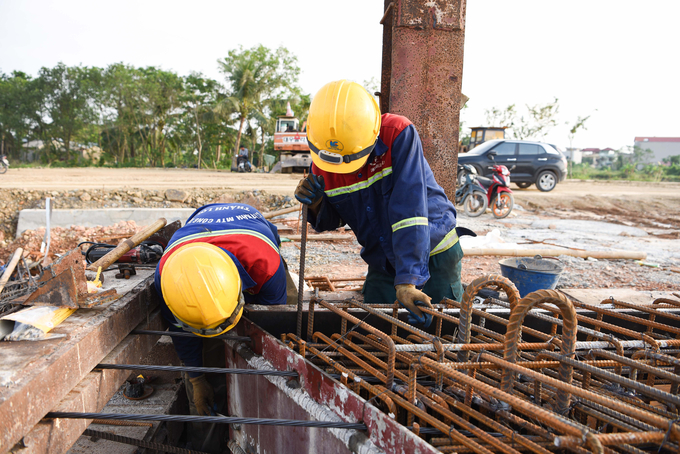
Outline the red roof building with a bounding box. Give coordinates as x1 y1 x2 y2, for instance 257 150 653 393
634 137 680 163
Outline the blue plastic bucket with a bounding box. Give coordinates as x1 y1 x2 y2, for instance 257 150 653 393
499 256 564 298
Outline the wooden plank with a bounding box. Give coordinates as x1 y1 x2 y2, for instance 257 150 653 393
560 288 678 306
263 206 299 219
0 275 160 453
282 234 354 242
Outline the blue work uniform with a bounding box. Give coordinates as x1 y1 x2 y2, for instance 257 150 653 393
309 113 464 303
154 203 287 375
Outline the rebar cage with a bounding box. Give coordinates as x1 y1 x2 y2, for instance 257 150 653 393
279 275 680 453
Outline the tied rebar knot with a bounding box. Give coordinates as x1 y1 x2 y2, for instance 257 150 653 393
659 418 680 453
584 431 604 454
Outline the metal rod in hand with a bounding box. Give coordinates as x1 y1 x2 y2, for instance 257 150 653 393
47 412 367 430
296 203 308 339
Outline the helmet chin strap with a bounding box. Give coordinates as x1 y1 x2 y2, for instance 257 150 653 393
308 139 377 165
174 292 245 337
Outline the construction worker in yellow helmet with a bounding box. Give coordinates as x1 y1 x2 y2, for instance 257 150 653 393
296 80 469 328
155 202 292 451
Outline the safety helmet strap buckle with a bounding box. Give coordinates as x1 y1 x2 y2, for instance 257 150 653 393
308 140 377 166
174 292 245 337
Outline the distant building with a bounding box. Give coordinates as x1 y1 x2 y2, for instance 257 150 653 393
579 147 619 167
564 148 582 164
634 137 680 164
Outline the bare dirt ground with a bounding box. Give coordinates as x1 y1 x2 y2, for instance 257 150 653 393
2 168 679 293
0 168 301 193
2 168 679 214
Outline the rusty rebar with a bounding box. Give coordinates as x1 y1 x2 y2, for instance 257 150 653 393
295 204 308 339
457 275 520 363
479 353 674 431
316 299 396 389
502 289 577 414
283 284 680 453
555 430 667 448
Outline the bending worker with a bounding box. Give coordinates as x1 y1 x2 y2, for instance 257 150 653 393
154 203 289 450
295 80 465 327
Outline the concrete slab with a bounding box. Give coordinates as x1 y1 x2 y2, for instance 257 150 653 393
561 288 678 305
16 208 195 237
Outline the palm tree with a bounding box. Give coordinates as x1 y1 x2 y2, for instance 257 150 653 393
218 52 275 156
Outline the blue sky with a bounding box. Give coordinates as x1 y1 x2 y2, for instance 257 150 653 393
1 0 678 149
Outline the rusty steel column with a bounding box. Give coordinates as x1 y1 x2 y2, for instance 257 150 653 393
379 0 394 115
380 0 466 200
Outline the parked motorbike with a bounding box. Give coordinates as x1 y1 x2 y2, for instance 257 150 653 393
0 155 8 174
454 164 488 217
476 163 515 219
237 155 252 173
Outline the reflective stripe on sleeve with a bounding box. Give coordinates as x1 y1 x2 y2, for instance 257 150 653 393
324 167 393 197
430 228 459 256
391 217 428 232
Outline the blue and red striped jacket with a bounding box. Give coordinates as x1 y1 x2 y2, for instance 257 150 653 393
154 203 286 373
310 113 459 287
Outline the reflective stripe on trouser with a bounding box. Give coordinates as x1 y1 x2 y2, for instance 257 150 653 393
362 240 464 305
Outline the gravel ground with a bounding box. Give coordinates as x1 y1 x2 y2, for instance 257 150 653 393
277 201 680 292
2 185 678 293
456 202 680 291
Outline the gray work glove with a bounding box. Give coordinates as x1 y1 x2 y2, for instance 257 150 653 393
396 284 434 327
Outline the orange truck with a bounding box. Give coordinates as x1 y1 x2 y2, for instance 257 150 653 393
273 104 312 173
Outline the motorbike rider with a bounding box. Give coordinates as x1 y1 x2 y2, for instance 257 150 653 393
0 154 9 174
236 146 252 171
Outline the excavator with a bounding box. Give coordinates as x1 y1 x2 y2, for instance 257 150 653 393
273 102 312 173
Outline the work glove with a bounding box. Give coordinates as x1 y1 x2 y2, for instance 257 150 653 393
396 284 434 328
189 374 215 416
294 174 325 211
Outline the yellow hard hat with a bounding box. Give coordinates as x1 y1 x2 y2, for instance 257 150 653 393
160 242 244 338
307 80 381 174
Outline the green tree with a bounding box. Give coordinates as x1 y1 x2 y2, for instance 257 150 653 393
513 98 560 140
37 63 98 162
485 104 517 129
218 45 301 159
180 73 224 168
138 67 183 166
485 98 560 140
98 63 142 164
662 155 680 166
0 71 43 159
252 91 311 168
566 114 592 176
